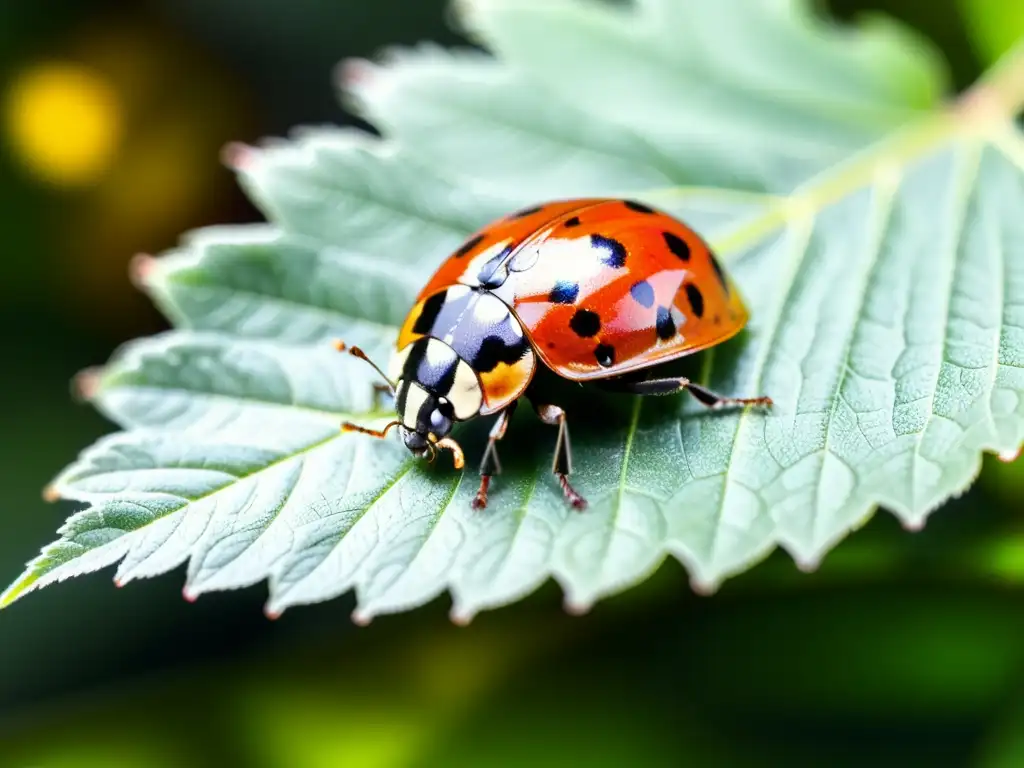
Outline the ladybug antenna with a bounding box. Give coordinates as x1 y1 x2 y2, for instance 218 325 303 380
333 340 395 393
434 437 465 470
341 420 401 439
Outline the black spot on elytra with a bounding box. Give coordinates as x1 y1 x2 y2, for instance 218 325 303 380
569 308 601 338
595 344 616 367
685 283 705 318
412 290 446 335
629 280 655 308
549 280 579 304
624 200 655 214
473 334 528 373
663 231 691 261
564 216 581 228
454 233 484 258
510 204 544 219
592 234 627 268
655 306 675 340
710 254 729 293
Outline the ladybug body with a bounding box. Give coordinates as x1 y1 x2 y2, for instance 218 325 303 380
339 198 772 509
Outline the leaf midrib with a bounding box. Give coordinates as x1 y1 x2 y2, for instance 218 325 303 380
96 375 381 425
0 429 353 608
55 431 343 514
636 117 1024 286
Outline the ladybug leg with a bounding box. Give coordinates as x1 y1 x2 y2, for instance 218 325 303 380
531 402 587 511
684 382 773 410
602 377 773 410
472 402 517 510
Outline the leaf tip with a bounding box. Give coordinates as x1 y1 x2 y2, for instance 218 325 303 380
71 366 103 403
901 517 926 532
220 141 259 172
41 484 61 503
689 576 719 597
351 608 373 626
449 605 474 626
128 252 158 291
264 605 282 621
335 57 378 92
999 446 1022 463
795 556 821 574
182 585 199 603
563 597 592 616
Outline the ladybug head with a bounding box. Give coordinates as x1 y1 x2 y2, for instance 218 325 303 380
395 379 464 469
333 338 468 470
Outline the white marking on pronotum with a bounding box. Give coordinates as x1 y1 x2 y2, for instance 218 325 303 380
423 338 453 371
388 344 412 383
449 359 483 420
401 382 430 427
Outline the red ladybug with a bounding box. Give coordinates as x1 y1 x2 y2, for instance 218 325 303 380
337 198 772 510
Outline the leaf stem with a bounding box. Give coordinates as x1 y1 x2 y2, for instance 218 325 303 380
956 37 1024 125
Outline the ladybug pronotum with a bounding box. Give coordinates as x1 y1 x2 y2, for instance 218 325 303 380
337 198 772 510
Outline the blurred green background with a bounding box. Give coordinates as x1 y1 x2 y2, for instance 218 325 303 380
2 1 1024 766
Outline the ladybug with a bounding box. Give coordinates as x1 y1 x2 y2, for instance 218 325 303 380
336 198 772 510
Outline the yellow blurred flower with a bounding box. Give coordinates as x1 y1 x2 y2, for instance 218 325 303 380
4 61 123 186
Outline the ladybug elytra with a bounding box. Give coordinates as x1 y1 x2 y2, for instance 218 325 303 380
337 198 772 510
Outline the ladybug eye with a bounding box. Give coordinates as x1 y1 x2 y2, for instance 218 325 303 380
429 408 453 436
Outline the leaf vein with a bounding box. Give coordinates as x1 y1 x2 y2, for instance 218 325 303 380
907 141 984 511
707 216 815 566
809 173 901 548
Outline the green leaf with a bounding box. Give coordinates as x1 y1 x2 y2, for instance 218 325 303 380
4 0 1024 622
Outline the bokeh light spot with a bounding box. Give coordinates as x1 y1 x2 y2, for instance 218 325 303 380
4 62 123 186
